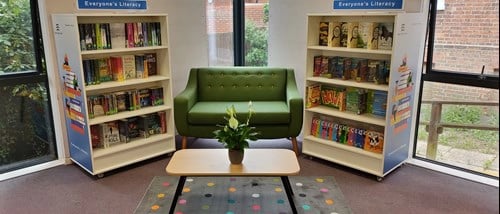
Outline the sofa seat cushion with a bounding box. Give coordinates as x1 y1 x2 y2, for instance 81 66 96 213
187 101 290 125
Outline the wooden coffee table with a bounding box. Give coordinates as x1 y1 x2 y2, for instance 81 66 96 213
165 148 300 214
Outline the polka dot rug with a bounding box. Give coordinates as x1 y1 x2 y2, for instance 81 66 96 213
134 176 352 214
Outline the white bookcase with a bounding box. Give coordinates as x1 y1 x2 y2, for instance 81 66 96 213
303 12 428 180
52 14 175 177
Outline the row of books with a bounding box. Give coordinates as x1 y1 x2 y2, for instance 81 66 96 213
306 84 387 117
313 55 390 84
90 112 167 149
319 21 394 50
87 87 164 119
78 22 162 51
82 53 157 85
311 116 384 154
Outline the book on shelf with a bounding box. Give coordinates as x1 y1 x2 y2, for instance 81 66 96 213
340 22 348 47
135 55 146 78
358 22 377 49
90 125 101 148
342 57 352 80
364 130 384 153
115 91 128 112
353 128 366 149
354 58 369 82
109 56 124 81
150 87 164 106
347 22 359 48
100 121 121 148
122 54 136 80
98 58 112 83
378 22 394 50
144 53 157 76
110 23 126 49
320 85 346 111
318 22 329 46
305 84 321 108
118 117 141 143
328 22 341 47
345 88 367 115
138 88 152 107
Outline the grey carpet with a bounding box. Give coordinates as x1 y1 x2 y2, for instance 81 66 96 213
0 137 498 213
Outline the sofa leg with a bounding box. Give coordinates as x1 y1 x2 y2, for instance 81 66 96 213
291 137 299 156
181 136 187 149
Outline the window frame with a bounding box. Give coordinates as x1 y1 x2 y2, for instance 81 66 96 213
424 0 499 90
0 0 45 80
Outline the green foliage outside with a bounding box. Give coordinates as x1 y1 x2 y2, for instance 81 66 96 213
0 0 53 169
417 104 499 154
244 3 268 66
0 0 36 73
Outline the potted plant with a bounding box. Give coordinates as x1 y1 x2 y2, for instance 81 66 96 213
213 101 259 164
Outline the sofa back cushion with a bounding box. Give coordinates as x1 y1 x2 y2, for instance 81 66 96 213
196 67 287 101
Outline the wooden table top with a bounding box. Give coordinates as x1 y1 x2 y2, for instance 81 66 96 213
165 149 300 176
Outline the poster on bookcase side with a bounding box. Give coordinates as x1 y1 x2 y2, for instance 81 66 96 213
53 15 93 172
383 14 426 173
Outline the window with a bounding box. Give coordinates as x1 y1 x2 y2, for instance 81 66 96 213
0 0 57 175
415 0 499 178
206 0 269 66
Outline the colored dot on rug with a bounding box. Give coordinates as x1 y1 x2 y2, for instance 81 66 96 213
201 205 210 210
302 205 311 210
162 182 170 187
273 178 280 182
178 199 187 205
150 205 160 211
228 187 237 192
330 212 339 214
320 188 329 193
226 211 235 214
275 187 283 192
252 193 260 198
175 212 183 214
157 193 165 198
207 182 215 187
204 193 213 197
295 182 303 187
186 178 194 182
252 204 261 211
325 199 334 205
316 178 324 183
227 199 236 204
230 178 237 181
277 199 285 204
182 187 191 193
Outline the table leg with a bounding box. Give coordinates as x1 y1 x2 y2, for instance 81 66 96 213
281 176 297 214
169 176 187 214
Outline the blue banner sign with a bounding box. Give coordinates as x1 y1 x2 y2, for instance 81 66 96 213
78 0 147 10
333 0 404 10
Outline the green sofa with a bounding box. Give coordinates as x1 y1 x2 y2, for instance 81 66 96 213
174 67 303 154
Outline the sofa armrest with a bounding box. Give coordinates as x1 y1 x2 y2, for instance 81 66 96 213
286 69 304 137
174 69 199 135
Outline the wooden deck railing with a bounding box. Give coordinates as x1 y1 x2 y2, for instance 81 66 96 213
419 100 499 159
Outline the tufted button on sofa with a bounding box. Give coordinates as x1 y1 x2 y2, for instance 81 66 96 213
174 67 303 155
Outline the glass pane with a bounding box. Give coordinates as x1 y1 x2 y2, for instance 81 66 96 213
0 0 37 75
0 81 57 174
206 0 234 66
431 0 499 75
416 81 499 177
244 0 269 66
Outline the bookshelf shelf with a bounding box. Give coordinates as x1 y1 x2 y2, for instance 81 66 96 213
85 75 169 92
52 13 176 177
302 12 428 180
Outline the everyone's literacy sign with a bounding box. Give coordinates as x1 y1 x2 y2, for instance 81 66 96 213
78 0 147 10
333 0 404 10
